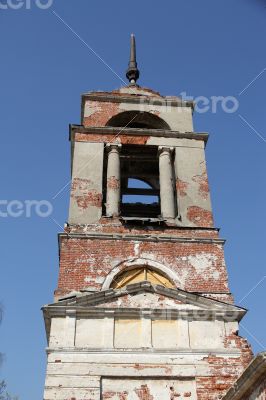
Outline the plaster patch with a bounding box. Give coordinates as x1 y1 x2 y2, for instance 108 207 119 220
134 242 140 257
186 253 217 273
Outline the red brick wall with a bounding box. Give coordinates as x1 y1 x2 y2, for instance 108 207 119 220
83 101 120 127
197 351 253 400
56 233 230 299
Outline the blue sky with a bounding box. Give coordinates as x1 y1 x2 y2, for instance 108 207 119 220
0 1 265 399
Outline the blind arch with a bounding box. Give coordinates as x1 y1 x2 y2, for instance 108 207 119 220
111 266 175 289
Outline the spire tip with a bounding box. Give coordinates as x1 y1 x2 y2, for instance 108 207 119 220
126 34 140 85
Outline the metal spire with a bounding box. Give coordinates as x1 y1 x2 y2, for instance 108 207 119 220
126 34 140 85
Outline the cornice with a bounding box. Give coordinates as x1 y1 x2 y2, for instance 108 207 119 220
58 231 225 245
46 347 241 356
69 124 209 143
81 93 194 108
43 306 245 321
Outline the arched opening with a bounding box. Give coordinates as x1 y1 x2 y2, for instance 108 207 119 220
111 266 175 289
121 178 159 217
106 111 170 130
120 145 160 218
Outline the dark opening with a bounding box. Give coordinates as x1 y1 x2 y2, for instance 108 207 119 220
120 145 160 218
106 111 170 130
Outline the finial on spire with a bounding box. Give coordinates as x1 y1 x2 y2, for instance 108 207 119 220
126 33 140 85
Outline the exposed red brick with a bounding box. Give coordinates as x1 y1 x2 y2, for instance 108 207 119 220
192 170 210 200
187 206 214 227
83 101 120 127
51 87 254 400
75 132 150 145
119 393 128 400
134 384 154 400
71 177 92 192
70 178 102 209
107 176 120 190
176 178 188 197
56 237 230 295
75 191 102 209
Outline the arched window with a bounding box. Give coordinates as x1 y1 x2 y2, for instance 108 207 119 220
111 267 175 289
119 145 160 218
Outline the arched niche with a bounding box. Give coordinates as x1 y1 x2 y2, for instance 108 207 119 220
102 258 182 290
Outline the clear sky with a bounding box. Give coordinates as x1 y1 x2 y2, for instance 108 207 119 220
0 1 265 399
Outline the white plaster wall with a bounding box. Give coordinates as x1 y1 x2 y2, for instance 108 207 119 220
189 320 225 349
68 142 104 224
46 351 241 374
119 101 194 132
102 378 197 400
225 321 239 336
44 387 100 400
152 319 189 349
75 318 105 348
147 137 205 148
174 145 212 226
49 316 233 351
49 318 67 347
114 319 144 348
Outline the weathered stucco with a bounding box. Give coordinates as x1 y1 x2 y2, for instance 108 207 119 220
56 236 230 298
43 84 255 400
82 86 194 132
69 142 104 224
174 145 213 227
43 284 252 400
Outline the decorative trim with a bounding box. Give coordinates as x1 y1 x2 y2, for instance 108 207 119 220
43 282 246 317
81 93 194 108
44 306 245 321
46 347 242 356
42 282 245 341
58 232 225 245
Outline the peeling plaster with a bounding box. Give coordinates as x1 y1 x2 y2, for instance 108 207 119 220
186 254 218 273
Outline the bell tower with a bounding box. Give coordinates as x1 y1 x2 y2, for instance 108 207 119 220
43 35 253 400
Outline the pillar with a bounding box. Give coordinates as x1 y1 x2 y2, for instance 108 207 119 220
159 146 176 219
141 311 152 348
106 144 121 217
103 311 114 348
65 310 76 347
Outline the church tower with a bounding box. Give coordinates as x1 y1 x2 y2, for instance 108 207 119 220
42 35 253 400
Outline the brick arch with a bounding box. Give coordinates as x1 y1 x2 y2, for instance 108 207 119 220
102 257 183 290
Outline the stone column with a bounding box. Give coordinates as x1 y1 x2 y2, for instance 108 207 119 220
158 146 176 219
106 144 121 217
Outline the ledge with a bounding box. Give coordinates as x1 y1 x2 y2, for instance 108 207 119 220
81 92 194 108
46 347 242 356
58 231 225 245
69 124 209 143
